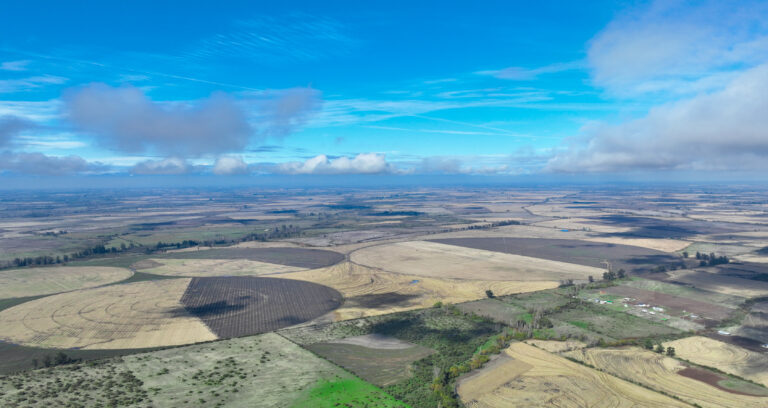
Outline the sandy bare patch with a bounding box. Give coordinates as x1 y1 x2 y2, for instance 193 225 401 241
458 342 688 407
584 236 691 252
274 262 557 320
664 336 768 387
0 266 132 298
564 346 768 408
0 279 217 349
330 334 416 350
140 258 305 277
350 240 602 281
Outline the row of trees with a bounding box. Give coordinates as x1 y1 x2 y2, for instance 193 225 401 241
2 224 306 270
695 251 729 266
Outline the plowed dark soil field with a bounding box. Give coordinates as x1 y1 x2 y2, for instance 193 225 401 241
429 238 682 273
181 276 343 338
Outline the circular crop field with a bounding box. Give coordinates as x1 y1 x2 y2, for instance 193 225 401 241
0 277 342 349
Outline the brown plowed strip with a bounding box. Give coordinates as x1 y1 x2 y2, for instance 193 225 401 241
678 367 762 396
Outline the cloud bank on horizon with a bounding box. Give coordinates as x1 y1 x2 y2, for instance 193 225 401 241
0 0 767 178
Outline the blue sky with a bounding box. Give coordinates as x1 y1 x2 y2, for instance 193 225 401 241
1 0 767 180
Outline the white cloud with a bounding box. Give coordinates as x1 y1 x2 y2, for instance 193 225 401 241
0 60 31 71
546 63 768 172
131 157 189 175
0 115 35 147
64 83 252 157
276 153 393 175
213 155 249 175
0 151 107 175
588 0 768 96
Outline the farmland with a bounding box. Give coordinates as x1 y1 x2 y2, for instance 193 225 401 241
308 334 435 386
0 266 132 298
181 276 342 338
664 336 768 386
155 247 345 269
457 342 690 407
0 332 402 408
563 346 768 408
350 240 602 281
664 268 768 297
0 276 343 349
2 187 768 406
135 258 305 277
274 262 556 320
429 237 684 273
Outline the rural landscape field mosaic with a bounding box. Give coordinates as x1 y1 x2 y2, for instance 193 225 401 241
1 187 768 407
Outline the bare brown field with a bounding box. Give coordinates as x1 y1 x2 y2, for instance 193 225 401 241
0 279 217 349
137 258 306 277
274 262 557 320
603 285 734 321
564 346 768 408
665 269 768 297
664 336 768 387
457 342 689 407
350 240 602 281
0 266 132 298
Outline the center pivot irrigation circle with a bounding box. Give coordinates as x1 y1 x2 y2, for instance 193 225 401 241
180 276 343 338
0 276 342 350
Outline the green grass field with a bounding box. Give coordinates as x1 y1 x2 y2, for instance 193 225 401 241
291 378 409 408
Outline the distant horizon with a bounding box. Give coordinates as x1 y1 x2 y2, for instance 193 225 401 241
2 0 768 184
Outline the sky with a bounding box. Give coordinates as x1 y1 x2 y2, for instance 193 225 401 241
1 0 767 185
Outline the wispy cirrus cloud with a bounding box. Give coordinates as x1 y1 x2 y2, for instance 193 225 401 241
477 60 585 80
185 13 356 63
0 75 67 93
0 60 31 71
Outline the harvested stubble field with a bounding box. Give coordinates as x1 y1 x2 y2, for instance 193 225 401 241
429 237 683 274
664 336 768 387
563 346 768 408
134 258 305 277
308 334 435 386
457 342 689 407
0 266 132 298
0 276 343 349
275 262 556 320
0 279 216 349
664 268 768 297
180 276 342 338
350 240 602 281
158 247 345 269
0 332 402 408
